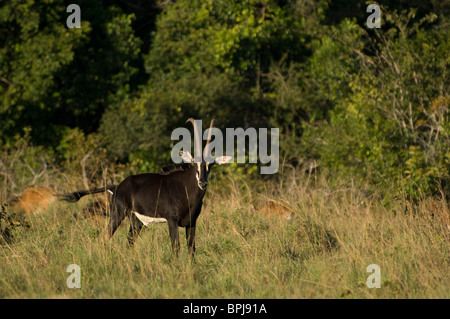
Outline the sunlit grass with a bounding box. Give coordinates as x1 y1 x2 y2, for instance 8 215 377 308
0 175 448 298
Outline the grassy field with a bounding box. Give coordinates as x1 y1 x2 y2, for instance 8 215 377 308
0 174 449 299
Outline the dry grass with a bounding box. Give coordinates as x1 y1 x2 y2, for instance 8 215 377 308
0 173 449 298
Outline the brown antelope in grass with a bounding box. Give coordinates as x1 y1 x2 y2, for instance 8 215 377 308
9 186 111 218
252 200 295 221
9 187 56 215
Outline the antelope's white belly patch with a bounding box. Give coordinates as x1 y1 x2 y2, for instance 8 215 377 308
133 211 167 226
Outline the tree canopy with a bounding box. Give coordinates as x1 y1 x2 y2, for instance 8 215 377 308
1 0 449 198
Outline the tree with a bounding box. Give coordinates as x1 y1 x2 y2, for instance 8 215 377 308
0 0 142 146
301 9 449 197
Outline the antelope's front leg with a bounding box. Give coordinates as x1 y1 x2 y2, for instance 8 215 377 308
186 225 196 257
168 219 180 255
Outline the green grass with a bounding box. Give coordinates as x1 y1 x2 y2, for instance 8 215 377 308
0 176 449 298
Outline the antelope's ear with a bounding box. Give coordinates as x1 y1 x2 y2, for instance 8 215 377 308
214 156 233 165
179 150 194 163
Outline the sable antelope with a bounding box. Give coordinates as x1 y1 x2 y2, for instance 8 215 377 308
60 119 232 256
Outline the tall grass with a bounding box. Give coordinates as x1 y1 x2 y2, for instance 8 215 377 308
0 173 448 298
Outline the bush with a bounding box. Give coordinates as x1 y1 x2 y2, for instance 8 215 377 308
0 203 29 245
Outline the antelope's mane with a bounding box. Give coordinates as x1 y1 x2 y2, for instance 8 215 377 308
160 162 193 174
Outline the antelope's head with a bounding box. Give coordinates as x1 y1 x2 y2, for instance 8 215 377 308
182 118 232 190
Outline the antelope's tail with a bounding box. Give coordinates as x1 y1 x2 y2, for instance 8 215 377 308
57 185 118 203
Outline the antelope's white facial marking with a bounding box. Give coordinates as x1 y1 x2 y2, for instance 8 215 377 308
196 171 206 190
195 162 209 190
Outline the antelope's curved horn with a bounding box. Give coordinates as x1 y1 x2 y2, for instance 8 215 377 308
204 119 215 158
186 118 201 160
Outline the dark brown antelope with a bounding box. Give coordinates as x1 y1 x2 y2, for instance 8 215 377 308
60 119 232 256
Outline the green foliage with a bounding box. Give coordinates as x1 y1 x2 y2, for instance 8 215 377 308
0 1 448 199
146 0 305 78
0 129 57 192
0 0 142 145
0 0 88 142
299 10 449 198
57 5 143 133
56 127 108 186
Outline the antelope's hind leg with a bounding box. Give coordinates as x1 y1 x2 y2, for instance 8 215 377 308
127 213 144 246
107 199 127 239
